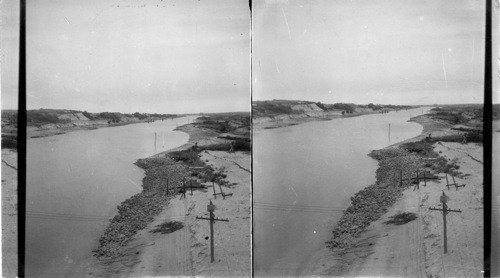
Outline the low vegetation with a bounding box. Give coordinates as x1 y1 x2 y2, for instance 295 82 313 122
383 212 418 225
1 134 17 150
150 221 184 234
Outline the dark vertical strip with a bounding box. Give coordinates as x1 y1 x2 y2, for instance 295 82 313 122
249 0 254 276
18 0 27 277
484 0 492 277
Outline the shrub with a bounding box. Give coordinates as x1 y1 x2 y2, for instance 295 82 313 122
1 135 17 150
384 212 417 225
82 111 94 120
150 221 184 234
399 141 436 157
168 150 204 167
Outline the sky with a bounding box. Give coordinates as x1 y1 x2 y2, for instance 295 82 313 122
21 0 250 114
253 0 487 105
1 0 20 110
0 0 496 111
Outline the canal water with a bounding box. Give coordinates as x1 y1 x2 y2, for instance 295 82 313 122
253 108 429 276
26 116 196 277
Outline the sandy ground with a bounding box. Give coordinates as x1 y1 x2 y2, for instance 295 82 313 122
1 149 18 278
124 150 251 277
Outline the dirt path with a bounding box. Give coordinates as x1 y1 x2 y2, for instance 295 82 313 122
348 188 427 278
129 197 194 277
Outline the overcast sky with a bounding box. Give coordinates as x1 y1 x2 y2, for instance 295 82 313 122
22 0 250 114
1 0 20 110
0 1 497 111
253 0 486 105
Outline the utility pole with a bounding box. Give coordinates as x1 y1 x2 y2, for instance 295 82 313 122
196 200 229 262
429 191 462 253
400 169 403 187
218 184 233 200
154 132 157 153
413 168 420 191
212 182 223 199
445 173 465 191
388 123 391 145
180 177 186 200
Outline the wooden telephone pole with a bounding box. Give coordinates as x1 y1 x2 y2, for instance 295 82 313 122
388 123 391 145
196 200 229 262
212 182 223 199
179 178 187 199
445 173 466 191
429 191 462 253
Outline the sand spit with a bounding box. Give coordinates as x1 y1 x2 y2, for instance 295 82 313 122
1 149 18 278
304 113 483 277
85 122 251 277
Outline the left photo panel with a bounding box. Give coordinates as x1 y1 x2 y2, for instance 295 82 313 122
21 0 250 277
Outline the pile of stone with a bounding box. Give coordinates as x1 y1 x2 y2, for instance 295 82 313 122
327 148 424 250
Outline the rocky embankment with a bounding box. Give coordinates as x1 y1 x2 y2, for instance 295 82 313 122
93 149 228 260
327 147 424 250
93 156 189 259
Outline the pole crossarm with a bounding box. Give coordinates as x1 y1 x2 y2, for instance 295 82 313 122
196 216 229 222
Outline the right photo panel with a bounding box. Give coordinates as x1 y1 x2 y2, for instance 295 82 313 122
252 0 486 277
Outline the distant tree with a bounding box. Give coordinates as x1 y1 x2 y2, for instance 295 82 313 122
316 102 327 111
82 111 94 120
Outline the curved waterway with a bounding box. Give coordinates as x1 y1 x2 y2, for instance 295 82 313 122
253 108 430 276
26 116 197 277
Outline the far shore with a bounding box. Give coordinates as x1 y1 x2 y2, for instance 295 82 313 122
26 116 186 139
253 108 418 131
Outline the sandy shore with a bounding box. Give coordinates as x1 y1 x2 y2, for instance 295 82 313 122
83 123 251 277
303 113 484 277
1 149 18 278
